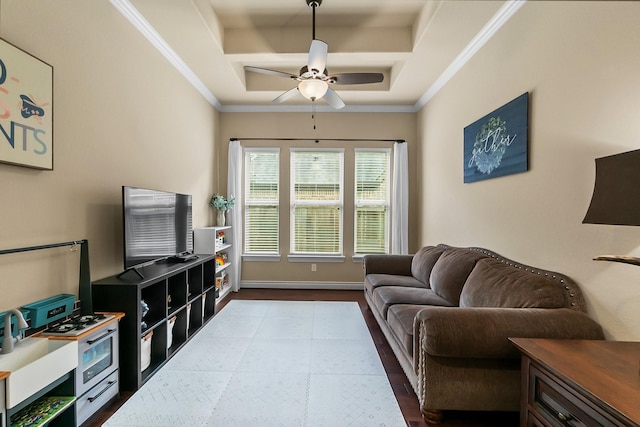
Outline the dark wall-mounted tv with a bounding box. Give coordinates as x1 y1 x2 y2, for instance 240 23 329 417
122 186 193 270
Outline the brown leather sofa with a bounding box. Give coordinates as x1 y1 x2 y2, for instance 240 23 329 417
363 244 605 424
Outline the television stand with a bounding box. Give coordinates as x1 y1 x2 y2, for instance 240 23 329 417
117 266 145 280
167 254 198 263
92 254 218 391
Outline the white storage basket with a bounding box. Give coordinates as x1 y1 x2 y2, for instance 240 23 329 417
167 316 177 349
141 330 153 372
186 303 192 330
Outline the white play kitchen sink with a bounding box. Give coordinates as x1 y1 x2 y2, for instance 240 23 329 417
0 337 78 408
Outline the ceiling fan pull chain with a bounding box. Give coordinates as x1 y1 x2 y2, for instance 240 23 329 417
312 102 317 130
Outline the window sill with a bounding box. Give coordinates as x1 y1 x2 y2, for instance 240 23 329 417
287 255 345 263
242 254 381 263
242 254 281 262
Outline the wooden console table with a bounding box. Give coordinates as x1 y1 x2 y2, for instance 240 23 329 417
510 338 640 427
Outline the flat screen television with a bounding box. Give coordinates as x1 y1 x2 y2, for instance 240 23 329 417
122 186 193 270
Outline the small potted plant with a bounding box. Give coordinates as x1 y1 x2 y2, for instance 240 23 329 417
209 194 235 226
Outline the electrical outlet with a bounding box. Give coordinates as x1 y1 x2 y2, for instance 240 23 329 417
311 263 317 272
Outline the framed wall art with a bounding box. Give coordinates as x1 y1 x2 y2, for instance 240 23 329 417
463 92 528 183
0 37 53 170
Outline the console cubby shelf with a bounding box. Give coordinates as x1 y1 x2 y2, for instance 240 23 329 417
91 254 217 391
194 226 234 302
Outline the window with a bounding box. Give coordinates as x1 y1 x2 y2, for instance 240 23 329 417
355 149 390 254
244 148 279 254
242 144 393 259
291 149 344 255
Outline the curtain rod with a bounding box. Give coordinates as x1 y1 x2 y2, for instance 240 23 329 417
230 138 405 143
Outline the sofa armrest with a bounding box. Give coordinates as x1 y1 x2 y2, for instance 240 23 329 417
363 254 414 276
416 307 604 359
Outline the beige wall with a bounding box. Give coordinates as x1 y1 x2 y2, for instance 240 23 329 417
2 0 638 344
0 1 218 312
417 1 640 340
219 112 417 285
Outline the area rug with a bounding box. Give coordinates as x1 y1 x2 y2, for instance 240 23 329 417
104 300 406 427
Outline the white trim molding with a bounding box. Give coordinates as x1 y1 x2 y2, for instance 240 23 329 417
287 255 346 263
219 104 417 114
414 0 527 109
110 0 222 109
242 254 282 262
241 281 363 290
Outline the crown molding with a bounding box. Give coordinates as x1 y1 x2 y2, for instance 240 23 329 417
109 0 222 110
219 104 418 114
414 0 527 109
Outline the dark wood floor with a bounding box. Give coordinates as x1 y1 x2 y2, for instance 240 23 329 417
88 289 519 427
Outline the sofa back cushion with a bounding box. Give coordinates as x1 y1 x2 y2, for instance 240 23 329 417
411 246 445 285
459 257 567 308
429 248 485 305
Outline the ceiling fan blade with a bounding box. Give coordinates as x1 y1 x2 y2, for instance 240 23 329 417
308 39 328 74
244 66 298 79
322 88 345 110
272 87 300 104
328 73 384 85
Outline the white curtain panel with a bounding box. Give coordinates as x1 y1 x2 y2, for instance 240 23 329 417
227 139 243 292
392 142 409 254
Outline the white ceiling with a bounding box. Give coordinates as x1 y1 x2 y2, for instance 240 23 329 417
112 0 524 112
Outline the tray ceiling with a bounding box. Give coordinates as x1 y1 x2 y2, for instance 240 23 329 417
115 0 522 112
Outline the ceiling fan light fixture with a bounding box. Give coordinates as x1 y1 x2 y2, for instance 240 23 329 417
298 79 328 101
244 0 382 109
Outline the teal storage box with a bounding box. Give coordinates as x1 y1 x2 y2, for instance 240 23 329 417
21 294 75 328
0 309 29 343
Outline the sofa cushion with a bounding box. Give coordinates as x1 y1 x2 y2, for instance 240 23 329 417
364 254 413 276
373 286 453 318
429 248 486 306
459 258 567 308
410 246 446 285
365 273 427 297
387 304 426 359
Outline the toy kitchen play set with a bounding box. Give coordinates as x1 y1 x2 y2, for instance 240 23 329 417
0 240 123 427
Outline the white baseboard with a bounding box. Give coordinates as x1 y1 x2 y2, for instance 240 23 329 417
240 281 364 290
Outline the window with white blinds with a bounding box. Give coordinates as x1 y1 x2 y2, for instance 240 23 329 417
291 149 344 254
355 149 390 254
244 148 279 254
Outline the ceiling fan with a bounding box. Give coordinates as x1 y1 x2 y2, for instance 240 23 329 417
243 0 384 109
